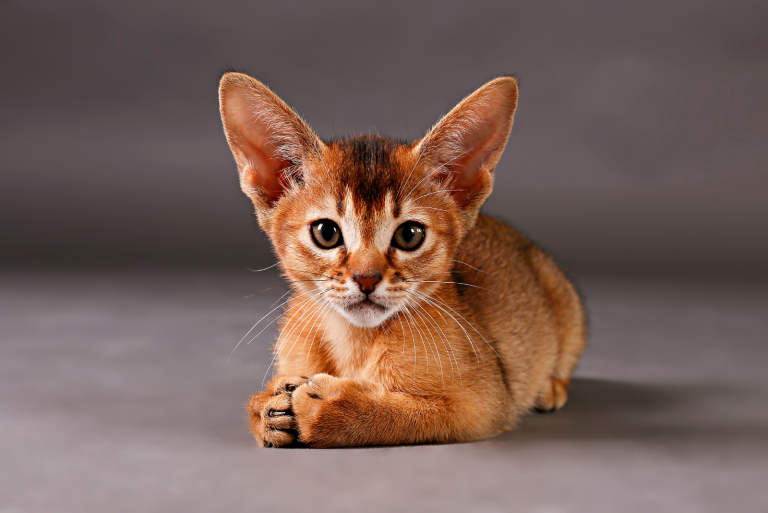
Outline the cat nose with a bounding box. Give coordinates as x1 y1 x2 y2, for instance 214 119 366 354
353 272 382 294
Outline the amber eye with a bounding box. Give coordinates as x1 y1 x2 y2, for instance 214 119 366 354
392 221 425 251
310 219 343 249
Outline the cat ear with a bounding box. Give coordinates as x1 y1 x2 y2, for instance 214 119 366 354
417 76 518 211
219 72 324 209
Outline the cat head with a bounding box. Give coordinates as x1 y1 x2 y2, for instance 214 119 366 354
219 73 518 328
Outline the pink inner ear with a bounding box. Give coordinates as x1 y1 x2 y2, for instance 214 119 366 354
430 121 505 207
235 134 294 203
424 78 518 208
220 76 308 206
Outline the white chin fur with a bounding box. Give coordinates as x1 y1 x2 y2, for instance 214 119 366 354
337 303 395 328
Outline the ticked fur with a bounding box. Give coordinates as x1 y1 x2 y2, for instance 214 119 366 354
219 72 586 447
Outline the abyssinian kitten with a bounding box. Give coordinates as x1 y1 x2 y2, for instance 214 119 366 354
218 72 586 448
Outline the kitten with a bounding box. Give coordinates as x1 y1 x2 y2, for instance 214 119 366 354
218 72 586 448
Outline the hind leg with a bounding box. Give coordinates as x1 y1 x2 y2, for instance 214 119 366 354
533 321 585 413
536 290 587 413
534 376 569 413
534 333 584 413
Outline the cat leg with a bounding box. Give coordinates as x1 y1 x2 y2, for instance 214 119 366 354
534 376 569 413
290 373 501 447
535 311 586 413
247 375 308 447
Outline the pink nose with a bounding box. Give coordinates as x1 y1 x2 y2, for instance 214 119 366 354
353 273 382 293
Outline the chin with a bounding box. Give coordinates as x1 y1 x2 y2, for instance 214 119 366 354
339 300 396 328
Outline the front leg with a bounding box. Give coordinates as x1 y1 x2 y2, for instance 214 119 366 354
291 374 499 447
247 375 308 447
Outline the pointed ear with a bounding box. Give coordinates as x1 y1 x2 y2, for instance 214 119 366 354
417 76 518 213
218 72 324 210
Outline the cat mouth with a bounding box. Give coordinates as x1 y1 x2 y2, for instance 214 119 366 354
345 298 387 314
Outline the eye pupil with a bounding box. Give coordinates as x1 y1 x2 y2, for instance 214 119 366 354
321 222 335 242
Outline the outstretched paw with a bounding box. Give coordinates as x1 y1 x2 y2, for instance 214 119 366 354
247 375 308 447
291 374 375 447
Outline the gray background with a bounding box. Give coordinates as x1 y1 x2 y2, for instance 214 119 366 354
2 0 767 273
2 1 767 512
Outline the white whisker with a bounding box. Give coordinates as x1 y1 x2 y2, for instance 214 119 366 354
407 289 482 363
246 262 280 273
402 298 439 376
407 280 506 297
412 289 503 363
227 287 316 363
406 297 446 387
262 289 327 386
305 300 335 364
409 296 462 386
410 188 464 202
451 259 488 274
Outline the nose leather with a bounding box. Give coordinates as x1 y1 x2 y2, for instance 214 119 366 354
353 273 382 293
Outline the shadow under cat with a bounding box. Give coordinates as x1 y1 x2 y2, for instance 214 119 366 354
491 378 768 444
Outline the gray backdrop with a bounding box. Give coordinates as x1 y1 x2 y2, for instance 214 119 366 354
2 0 767 274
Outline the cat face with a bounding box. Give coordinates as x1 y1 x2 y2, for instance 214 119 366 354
219 73 518 328
267 136 463 327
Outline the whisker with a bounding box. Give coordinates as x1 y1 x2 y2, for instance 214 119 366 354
406 297 446 387
402 297 439 377
410 295 463 385
397 310 418 385
410 188 464 202
284 297 328 361
247 288 320 345
411 206 451 213
285 267 337 281
407 289 481 364
401 147 473 203
451 259 488 274
259 291 326 353
274 291 327 356
216 284 287 312
396 146 425 201
216 293 255 311
405 280 506 297
401 301 430 375
246 262 280 273
305 299 335 365
412 289 503 363
408 296 461 386
262 290 327 386
227 287 316 363
401 271 459 281
269 286 297 308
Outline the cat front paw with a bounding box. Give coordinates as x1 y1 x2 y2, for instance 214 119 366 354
292 374 372 448
247 375 308 448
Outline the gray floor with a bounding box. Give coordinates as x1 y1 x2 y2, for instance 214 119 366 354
1 270 766 512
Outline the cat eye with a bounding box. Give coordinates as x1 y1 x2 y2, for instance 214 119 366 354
310 219 343 249
392 221 425 251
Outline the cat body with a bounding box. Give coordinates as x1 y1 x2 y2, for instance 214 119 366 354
219 73 586 447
